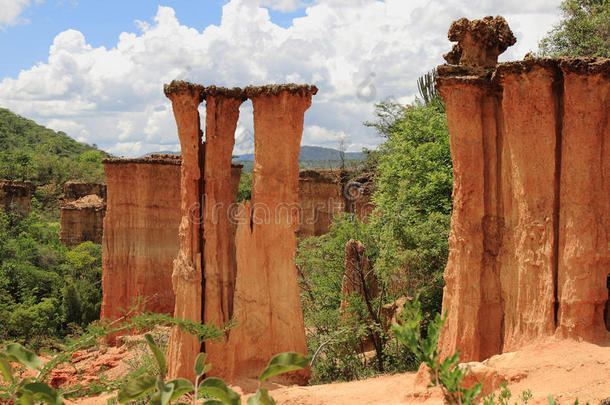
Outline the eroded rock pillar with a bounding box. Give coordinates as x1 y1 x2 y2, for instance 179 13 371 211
202 87 246 379
496 64 560 351
227 85 317 384
557 61 610 340
164 82 205 381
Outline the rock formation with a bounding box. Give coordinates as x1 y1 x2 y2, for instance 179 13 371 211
60 182 107 246
345 172 376 223
0 180 33 216
100 155 183 328
297 170 346 237
164 81 316 383
59 195 106 247
340 239 379 315
437 16 610 362
63 181 107 203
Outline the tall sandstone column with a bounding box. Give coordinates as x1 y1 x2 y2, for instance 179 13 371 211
202 87 247 379
164 82 206 381
438 16 609 362
557 60 610 340
227 85 317 384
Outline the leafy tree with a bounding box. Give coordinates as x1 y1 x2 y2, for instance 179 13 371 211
369 101 451 318
539 0 610 57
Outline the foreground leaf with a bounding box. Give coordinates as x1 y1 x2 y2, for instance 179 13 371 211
198 377 240 405
144 334 167 379
259 353 308 382
247 388 275 405
3 344 43 370
117 375 157 403
0 354 14 383
21 383 64 405
194 352 208 377
168 378 195 401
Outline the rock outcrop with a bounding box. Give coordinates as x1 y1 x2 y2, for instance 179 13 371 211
345 172 376 223
59 195 106 246
340 239 379 315
297 170 346 238
100 155 183 328
63 181 107 203
60 182 107 246
164 81 316 384
0 180 33 216
437 16 610 362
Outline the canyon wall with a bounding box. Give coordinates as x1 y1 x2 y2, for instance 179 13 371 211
100 155 183 325
297 170 346 238
164 82 316 384
60 182 107 246
0 180 33 216
438 16 610 362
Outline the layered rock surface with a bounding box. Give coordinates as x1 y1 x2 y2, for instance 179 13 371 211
297 170 346 237
60 182 107 247
164 81 316 384
100 156 183 327
438 16 610 361
0 180 33 216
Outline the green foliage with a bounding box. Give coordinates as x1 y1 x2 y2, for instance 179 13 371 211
0 343 64 404
0 208 103 344
369 101 451 318
118 334 308 405
539 0 610 57
237 173 252 202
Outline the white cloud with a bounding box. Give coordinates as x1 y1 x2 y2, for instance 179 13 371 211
0 0 562 157
0 0 43 27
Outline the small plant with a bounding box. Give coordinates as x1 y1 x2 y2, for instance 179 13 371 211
0 342 64 404
117 333 309 405
392 299 481 404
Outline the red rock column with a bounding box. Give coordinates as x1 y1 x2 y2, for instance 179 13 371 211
201 87 246 379
437 79 488 362
164 82 205 381
496 65 560 351
557 60 610 340
227 85 317 384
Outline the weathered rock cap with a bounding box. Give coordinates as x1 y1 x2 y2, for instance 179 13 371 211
443 16 516 68
62 194 105 210
102 156 182 165
164 81 318 102
244 84 318 98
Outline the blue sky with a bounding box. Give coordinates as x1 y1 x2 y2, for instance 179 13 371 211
0 0 561 157
1 1 308 79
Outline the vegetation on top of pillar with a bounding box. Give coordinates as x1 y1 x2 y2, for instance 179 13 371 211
163 81 206 101
201 85 247 101
102 157 182 166
243 84 318 98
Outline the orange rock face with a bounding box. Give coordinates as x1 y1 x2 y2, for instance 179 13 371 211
0 180 33 216
163 82 316 383
297 170 346 238
100 156 182 327
226 85 316 384
340 239 378 315
59 194 106 247
63 181 107 203
438 17 610 361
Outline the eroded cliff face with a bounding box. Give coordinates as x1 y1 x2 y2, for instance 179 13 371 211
0 180 33 216
438 16 610 362
63 181 107 203
59 195 106 247
100 156 182 331
297 170 346 238
60 182 107 247
164 82 316 384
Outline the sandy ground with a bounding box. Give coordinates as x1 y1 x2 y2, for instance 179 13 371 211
57 338 610 404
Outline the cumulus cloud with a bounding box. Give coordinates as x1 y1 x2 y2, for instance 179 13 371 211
0 0 43 27
0 0 561 157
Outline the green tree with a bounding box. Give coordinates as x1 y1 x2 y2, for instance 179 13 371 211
368 101 451 318
539 0 610 57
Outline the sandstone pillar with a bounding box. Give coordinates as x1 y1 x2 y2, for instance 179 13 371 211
557 60 610 340
202 87 246 379
437 80 489 361
227 85 317 384
164 82 206 381
496 64 560 351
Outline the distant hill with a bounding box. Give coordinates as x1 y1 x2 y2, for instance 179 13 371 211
233 145 366 162
0 108 111 208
